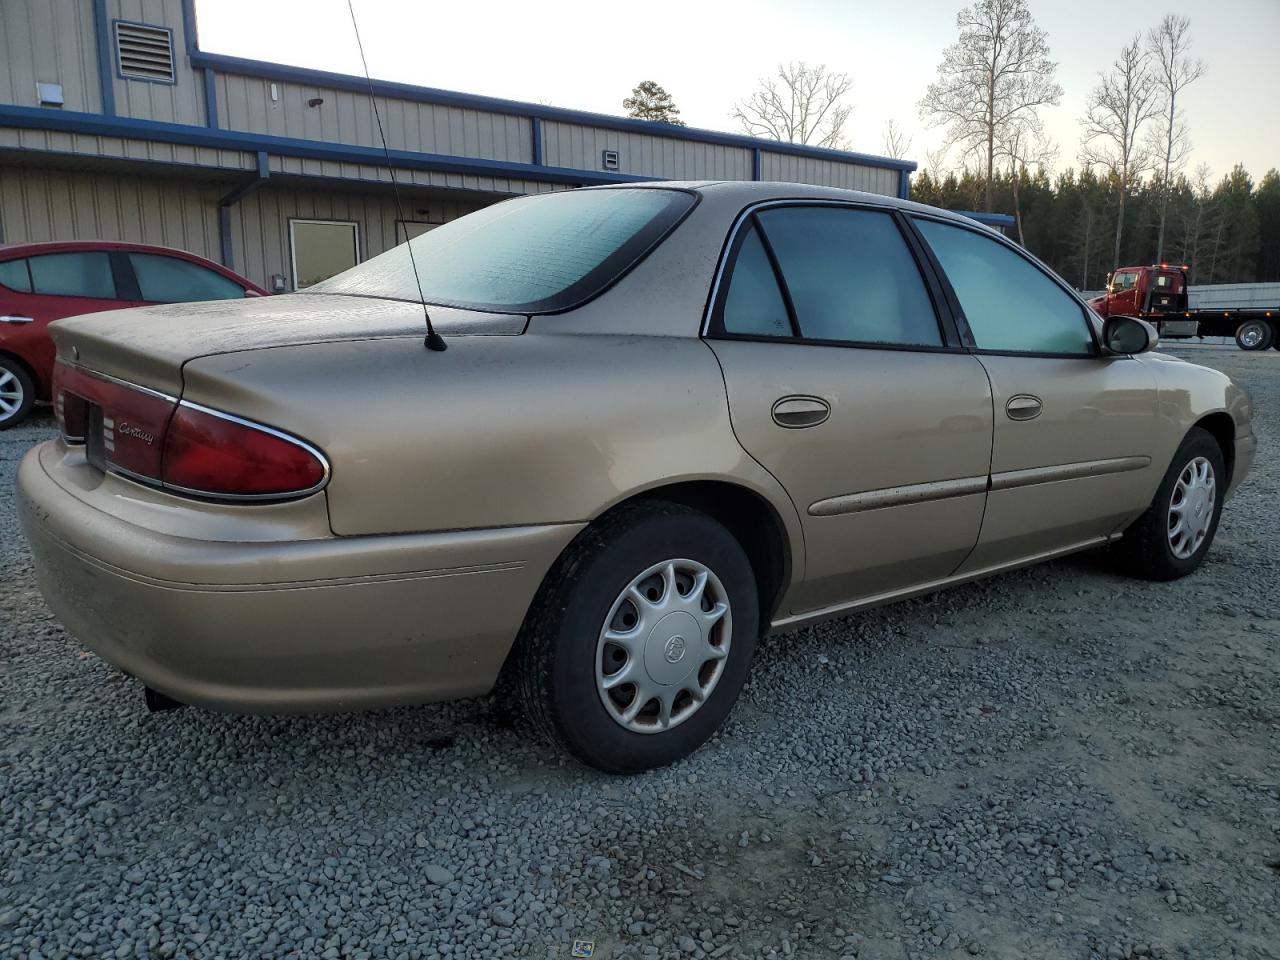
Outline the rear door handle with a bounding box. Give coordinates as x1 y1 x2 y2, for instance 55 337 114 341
771 395 831 428
0 315 34 324
1006 394 1042 421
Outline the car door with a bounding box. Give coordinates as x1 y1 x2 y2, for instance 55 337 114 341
706 203 994 617
910 216 1159 573
1108 268 1140 315
0 251 135 396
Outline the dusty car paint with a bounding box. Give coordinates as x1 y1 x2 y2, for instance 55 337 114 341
17 181 1255 714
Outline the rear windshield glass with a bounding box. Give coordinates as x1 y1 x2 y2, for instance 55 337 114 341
312 188 695 313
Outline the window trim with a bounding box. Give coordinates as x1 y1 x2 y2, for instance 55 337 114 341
289 218 362 292
905 213 1103 359
703 199 963 354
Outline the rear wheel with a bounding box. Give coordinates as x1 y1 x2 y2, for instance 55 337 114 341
513 501 759 773
0 356 35 430
1235 320 1274 351
1111 427 1225 581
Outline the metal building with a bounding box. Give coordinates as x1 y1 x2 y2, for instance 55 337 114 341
0 0 917 292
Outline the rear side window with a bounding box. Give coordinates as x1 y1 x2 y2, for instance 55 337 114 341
315 187 695 313
28 252 117 299
915 218 1093 356
755 207 941 347
129 253 246 303
720 225 792 337
0 258 32 292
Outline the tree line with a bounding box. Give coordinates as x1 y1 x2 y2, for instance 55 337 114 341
618 0 1277 286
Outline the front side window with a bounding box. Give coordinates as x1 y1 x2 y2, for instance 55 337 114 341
28 252 117 299
314 188 695 313
914 218 1094 356
128 253 246 303
0 258 31 293
1112 271 1138 292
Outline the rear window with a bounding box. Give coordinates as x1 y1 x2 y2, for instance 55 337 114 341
312 188 695 313
128 253 246 303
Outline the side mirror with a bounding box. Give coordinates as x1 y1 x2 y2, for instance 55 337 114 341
1103 315 1158 355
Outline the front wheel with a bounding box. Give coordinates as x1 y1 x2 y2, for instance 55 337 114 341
0 356 35 430
1111 427 1226 581
512 502 759 773
1235 320 1274 351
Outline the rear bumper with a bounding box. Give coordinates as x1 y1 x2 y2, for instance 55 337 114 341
17 441 580 712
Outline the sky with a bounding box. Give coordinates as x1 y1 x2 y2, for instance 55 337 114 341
194 0 1280 184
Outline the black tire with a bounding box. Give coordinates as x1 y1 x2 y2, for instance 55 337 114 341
1111 427 1226 581
512 501 759 773
0 355 35 430
1235 320 1274 351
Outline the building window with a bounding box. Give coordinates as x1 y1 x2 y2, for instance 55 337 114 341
114 22 176 84
290 220 361 289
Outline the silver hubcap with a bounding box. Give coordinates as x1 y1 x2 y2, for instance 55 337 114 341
1168 456 1215 560
596 558 732 734
0 368 24 419
1241 325 1263 348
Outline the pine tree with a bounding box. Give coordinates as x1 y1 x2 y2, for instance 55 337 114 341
622 81 684 125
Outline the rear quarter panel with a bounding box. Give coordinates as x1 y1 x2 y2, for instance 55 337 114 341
179 333 805 561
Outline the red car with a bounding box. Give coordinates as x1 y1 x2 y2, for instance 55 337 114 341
0 241 266 428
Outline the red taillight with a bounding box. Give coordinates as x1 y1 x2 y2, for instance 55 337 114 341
54 359 327 501
161 403 328 498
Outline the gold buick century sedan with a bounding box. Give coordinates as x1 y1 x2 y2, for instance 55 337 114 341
18 182 1256 772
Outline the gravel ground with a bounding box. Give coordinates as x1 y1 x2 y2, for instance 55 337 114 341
1 345 1277 960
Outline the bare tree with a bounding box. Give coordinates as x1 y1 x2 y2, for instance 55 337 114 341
918 0 1062 211
1080 35 1162 269
996 116 1057 245
881 119 913 160
1146 15 1206 262
731 62 853 148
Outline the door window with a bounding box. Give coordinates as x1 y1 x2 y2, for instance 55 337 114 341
716 206 942 348
1111 271 1138 293
290 220 360 289
914 218 1094 356
0 258 32 292
28 252 117 299
128 253 246 303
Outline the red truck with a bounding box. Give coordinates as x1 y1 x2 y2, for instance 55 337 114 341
1088 263 1280 351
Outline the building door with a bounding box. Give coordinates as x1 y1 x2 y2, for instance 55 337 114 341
289 219 360 289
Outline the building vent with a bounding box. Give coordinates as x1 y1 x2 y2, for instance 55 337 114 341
115 23 175 83
601 150 620 171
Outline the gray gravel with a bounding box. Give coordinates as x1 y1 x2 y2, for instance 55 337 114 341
2 346 1277 960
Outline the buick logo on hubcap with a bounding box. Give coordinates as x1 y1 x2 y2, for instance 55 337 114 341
664 635 687 664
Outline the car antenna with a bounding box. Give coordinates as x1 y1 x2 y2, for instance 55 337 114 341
346 0 446 352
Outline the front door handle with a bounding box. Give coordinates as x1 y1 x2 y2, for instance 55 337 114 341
772 395 831 428
1006 394 1043 421
0 315 35 324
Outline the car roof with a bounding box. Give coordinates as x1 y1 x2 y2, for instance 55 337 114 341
0 240 266 291
618 180 997 231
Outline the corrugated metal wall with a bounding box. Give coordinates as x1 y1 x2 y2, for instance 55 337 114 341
0 128 257 171
0 166 223 257
266 156 561 197
217 75 533 163
759 152 899 196
229 184 488 289
540 122 753 181
107 0 208 126
0 0 103 112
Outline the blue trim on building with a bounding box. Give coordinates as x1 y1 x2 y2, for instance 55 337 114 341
0 105 656 187
752 148 762 181
176 1 914 177
92 0 116 116
178 0 200 57
217 151 271 269
530 117 543 166
203 67 218 128
958 211 1016 228
898 169 911 200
